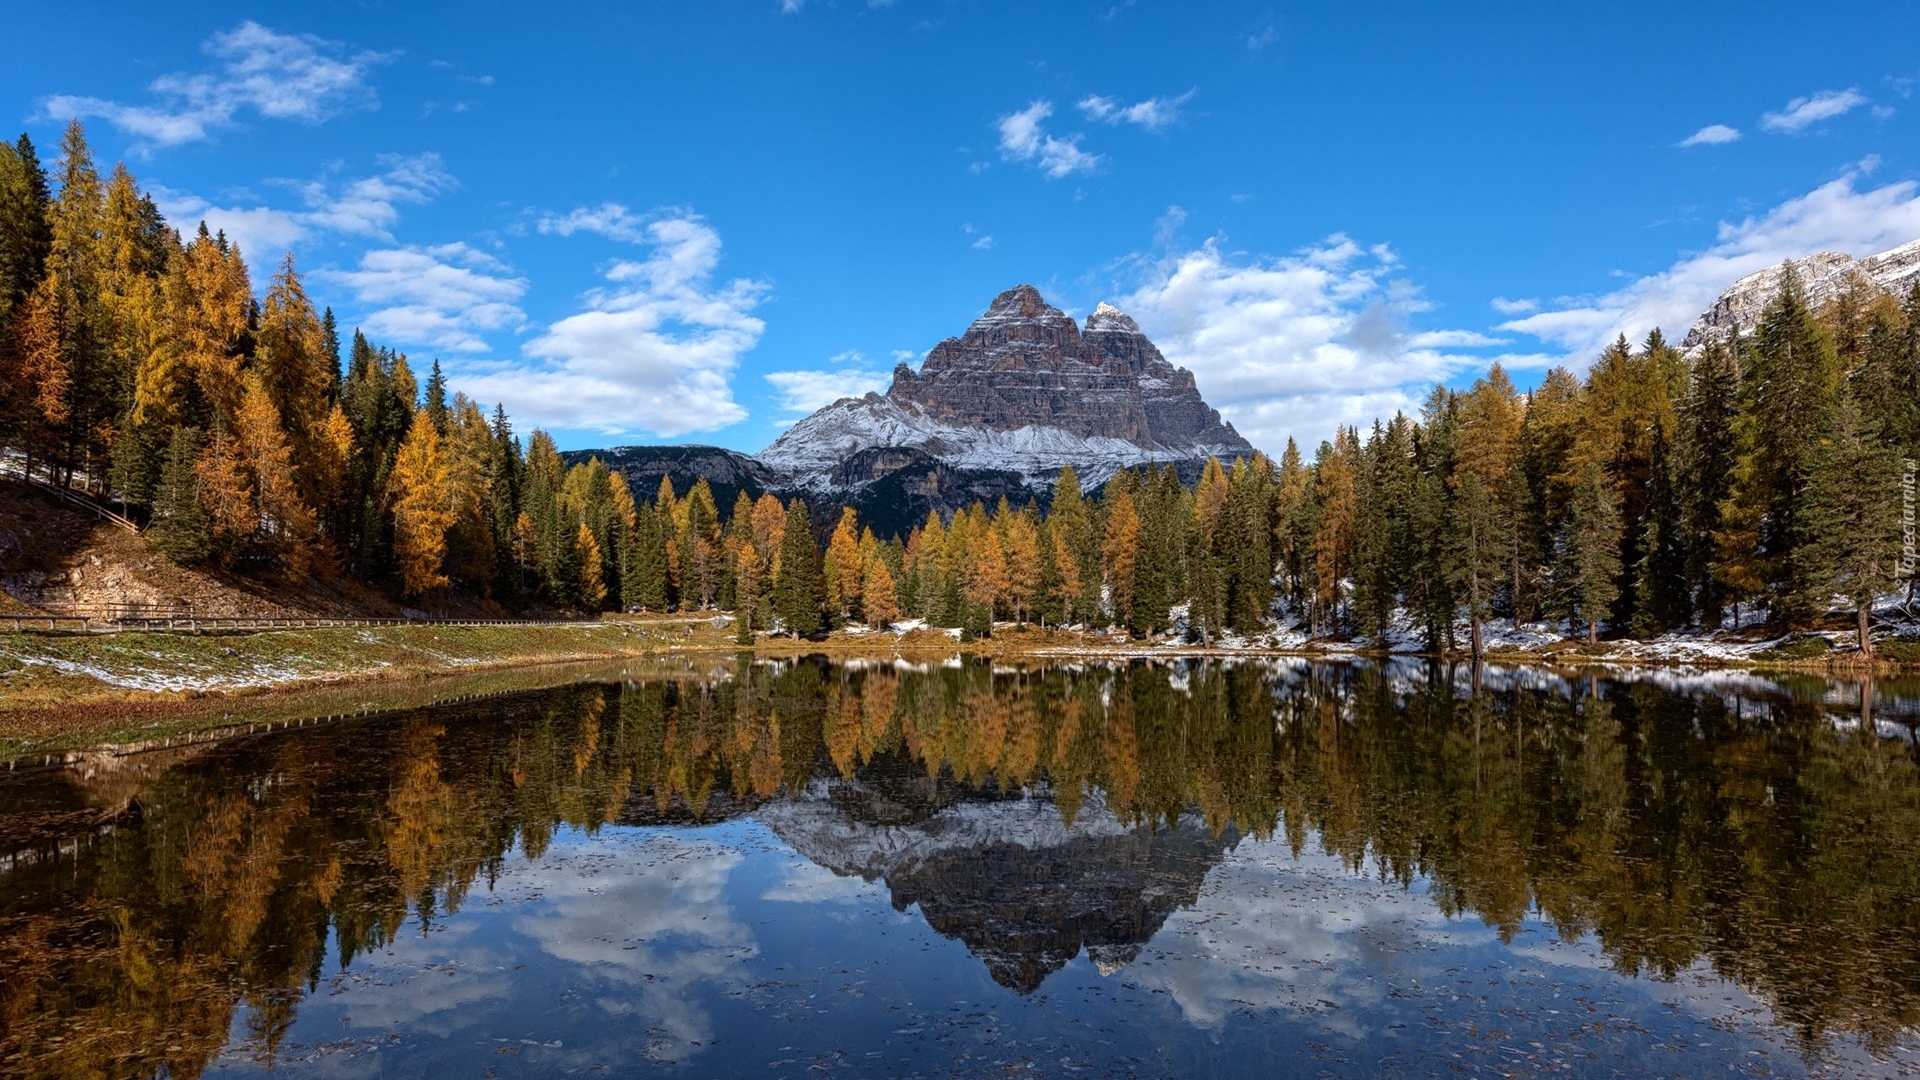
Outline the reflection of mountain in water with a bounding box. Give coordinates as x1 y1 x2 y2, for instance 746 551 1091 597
758 756 1235 992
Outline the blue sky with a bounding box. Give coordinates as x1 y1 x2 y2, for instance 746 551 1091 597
10 1 1919 455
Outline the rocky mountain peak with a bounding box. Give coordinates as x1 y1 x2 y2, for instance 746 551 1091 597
982 283 1056 320
1683 237 1920 348
1085 301 1140 334
757 283 1252 491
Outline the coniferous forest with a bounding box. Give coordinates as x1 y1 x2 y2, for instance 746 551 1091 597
5 122 1920 651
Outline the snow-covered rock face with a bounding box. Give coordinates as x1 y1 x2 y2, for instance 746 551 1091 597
1683 237 1920 348
757 284 1252 491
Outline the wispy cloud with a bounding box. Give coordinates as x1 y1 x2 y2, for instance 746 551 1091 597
323 243 527 354
765 351 890 423
996 101 1101 179
1489 296 1539 316
1677 123 1741 148
1500 163 1920 360
962 222 994 250
41 22 389 150
151 152 453 259
1760 88 1868 133
1076 90 1195 132
536 202 651 244
457 210 765 438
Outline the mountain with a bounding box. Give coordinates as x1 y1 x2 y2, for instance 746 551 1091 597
1683 238 1920 348
757 284 1252 491
560 444 774 512
756 768 1234 992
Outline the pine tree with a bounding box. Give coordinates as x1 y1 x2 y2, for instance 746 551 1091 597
1744 267 1842 619
1678 335 1740 626
1630 423 1688 636
1563 462 1623 642
771 500 821 635
148 424 209 564
1798 393 1902 654
423 358 449 433
1447 472 1503 659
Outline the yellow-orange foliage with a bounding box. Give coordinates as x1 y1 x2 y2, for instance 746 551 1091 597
1102 491 1142 623
389 408 454 598
864 556 900 629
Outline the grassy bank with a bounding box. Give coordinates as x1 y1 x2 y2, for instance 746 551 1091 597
0 617 733 751
7 615 1918 760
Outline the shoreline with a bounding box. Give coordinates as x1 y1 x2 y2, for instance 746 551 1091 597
2 617 1911 761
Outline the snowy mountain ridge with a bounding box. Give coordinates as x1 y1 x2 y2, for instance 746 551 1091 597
756 284 1252 492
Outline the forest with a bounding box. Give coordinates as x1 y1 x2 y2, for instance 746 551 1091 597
3 121 1919 651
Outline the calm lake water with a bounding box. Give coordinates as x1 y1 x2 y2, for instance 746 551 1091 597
3 658 1919 1078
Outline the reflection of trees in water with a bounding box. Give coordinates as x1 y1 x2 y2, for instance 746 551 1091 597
0 660 1917 1075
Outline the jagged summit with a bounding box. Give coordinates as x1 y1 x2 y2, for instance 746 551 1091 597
1683 237 1920 348
758 284 1251 491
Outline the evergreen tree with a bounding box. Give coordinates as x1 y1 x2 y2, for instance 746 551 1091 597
423 358 449 433
1743 267 1842 620
148 424 209 564
771 500 822 635
1562 462 1623 642
1447 472 1502 660
1798 393 1902 654
1630 423 1688 635
1678 335 1740 626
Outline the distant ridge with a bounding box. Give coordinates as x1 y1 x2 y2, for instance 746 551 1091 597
1683 238 1920 347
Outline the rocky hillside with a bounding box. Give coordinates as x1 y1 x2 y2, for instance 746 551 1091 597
757 284 1251 491
1683 238 1920 347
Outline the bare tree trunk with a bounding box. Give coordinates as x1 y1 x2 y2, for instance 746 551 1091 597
1588 618 1598 644
1859 604 1873 658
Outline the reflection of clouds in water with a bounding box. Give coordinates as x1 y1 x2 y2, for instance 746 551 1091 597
1120 840 1490 1039
761 857 886 905
510 833 755 1063
318 920 516 1039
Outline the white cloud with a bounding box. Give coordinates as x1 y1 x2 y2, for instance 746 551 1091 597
1761 88 1868 133
151 152 453 259
41 21 388 150
1076 90 1195 132
765 351 890 422
1678 123 1741 148
1489 296 1538 315
997 101 1102 179
323 243 527 353
1117 229 1531 453
1501 165 1920 360
536 202 650 244
456 210 765 438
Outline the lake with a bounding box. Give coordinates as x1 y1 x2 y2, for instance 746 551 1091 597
3 658 1918 1077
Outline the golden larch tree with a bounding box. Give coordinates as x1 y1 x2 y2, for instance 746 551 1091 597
389 407 454 598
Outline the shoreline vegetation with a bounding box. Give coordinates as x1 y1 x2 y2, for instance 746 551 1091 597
3 612 1915 760
5 121 1920 760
